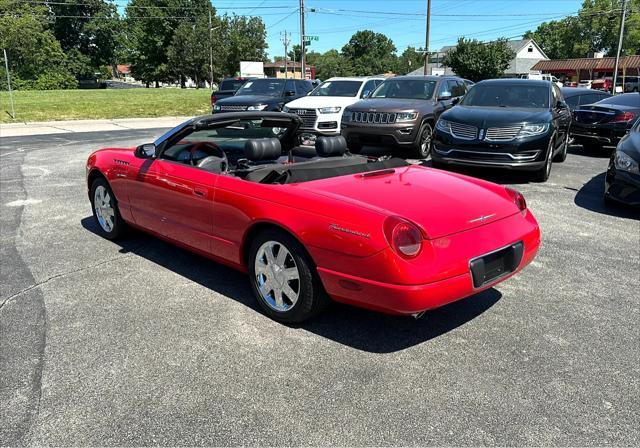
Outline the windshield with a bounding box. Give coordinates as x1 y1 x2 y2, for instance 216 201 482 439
311 80 362 97
236 79 285 97
220 79 246 91
462 84 550 108
371 80 436 100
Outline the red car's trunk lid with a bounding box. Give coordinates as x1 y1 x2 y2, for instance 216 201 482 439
297 165 519 239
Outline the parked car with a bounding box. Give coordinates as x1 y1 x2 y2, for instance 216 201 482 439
561 87 611 112
564 81 578 87
210 77 254 108
86 111 540 323
432 79 572 182
605 118 640 206
520 73 563 88
571 93 640 152
341 75 469 158
577 80 593 89
212 78 314 113
624 76 640 93
591 77 613 93
283 76 385 136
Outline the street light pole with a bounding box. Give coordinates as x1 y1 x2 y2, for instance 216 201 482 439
3 49 15 119
209 9 214 89
423 0 431 75
612 0 627 94
299 0 305 79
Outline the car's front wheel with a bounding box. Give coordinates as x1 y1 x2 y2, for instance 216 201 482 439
248 229 328 323
90 177 127 240
553 131 569 162
408 122 433 159
532 133 555 182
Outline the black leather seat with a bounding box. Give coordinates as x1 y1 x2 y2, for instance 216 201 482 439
244 138 282 162
315 135 348 157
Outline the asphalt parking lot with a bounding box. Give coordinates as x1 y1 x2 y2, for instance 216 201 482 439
1 129 638 446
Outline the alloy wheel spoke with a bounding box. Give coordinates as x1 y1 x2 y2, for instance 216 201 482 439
275 246 288 267
282 283 297 301
283 267 299 281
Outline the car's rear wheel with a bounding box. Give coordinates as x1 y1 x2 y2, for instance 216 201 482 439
248 229 328 323
408 122 433 159
532 134 555 182
90 177 126 240
553 131 569 162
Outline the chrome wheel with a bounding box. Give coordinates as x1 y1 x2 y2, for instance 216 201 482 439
94 185 115 232
420 125 432 157
254 241 300 312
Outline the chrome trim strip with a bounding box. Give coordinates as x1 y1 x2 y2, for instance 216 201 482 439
434 148 540 161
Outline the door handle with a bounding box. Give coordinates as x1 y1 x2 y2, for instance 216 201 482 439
193 188 206 197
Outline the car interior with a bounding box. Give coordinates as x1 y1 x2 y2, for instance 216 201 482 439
159 118 408 184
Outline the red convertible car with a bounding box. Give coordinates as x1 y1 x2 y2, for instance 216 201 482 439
87 112 540 323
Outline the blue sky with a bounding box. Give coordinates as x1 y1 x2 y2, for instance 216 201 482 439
209 0 584 58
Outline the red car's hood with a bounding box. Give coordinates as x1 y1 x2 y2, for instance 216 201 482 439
296 165 520 239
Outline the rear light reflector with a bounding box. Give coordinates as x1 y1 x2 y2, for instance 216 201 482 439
505 187 527 215
211 95 217 106
608 111 636 123
383 216 424 258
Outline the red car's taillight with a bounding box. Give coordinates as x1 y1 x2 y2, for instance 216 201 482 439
505 187 527 215
383 216 423 258
210 95 217 106
608 111 636 123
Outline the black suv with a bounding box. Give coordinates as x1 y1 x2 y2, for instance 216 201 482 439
341 76 468 158
210 77 255 109
212 78 314 113
432 79 572 182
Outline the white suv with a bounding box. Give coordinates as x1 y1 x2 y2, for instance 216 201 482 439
283 77 385 135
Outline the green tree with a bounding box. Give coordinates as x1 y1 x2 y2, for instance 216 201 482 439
287 44 302 62
524 0 640 58
313 50 354 80
167 19 210 87
442 38 514 82
50 0 121 78
220 15 268 77
0 1 77 89
341 30 397 75
396 46 425 75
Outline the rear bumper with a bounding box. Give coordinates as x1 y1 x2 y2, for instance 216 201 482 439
316 212 541 315
570 122 627 146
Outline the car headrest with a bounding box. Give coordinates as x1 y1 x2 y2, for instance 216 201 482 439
244 138 282 161
315 135 347 157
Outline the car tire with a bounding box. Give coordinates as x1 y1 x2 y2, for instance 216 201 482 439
348 142 363 154
90 176 127 240
532 134 555 182
408 122 433 159
553 131 569 162
248 229 328 323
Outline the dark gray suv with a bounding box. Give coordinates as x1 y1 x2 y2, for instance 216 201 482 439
341 76 468 158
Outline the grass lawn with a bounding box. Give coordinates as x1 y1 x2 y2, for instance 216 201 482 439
0 88 212 123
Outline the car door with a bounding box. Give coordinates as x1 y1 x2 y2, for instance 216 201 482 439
552 84 571 143
128 138 219 252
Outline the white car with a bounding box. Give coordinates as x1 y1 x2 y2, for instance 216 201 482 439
283 77 385 135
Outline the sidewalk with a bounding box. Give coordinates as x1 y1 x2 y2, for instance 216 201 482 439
0 116 190 138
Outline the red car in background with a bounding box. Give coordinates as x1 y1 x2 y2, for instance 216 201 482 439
591 77 613 93
86 112 541 323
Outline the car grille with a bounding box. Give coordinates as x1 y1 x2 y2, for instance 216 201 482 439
289 108 317 129
351 111 397 124
449 122 478 140
485 126 522 141
218 105 248 111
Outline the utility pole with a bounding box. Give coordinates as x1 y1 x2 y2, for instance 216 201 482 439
281 31 291 79
3 49 15 119
208 9 214 89
612 0 627 95
423 0 432 75
299 0 306 80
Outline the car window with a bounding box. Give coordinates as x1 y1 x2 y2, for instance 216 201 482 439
284 79 296 95
462 84 550 108
579 93 606 106
597 94 640 107
296 80 312 94
361 80 377 98
447 80 466 97
219 79 246 91
311 80 362 97
371 79 437 100
162 118 290 163
565 95 579 109
236 79 285 97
